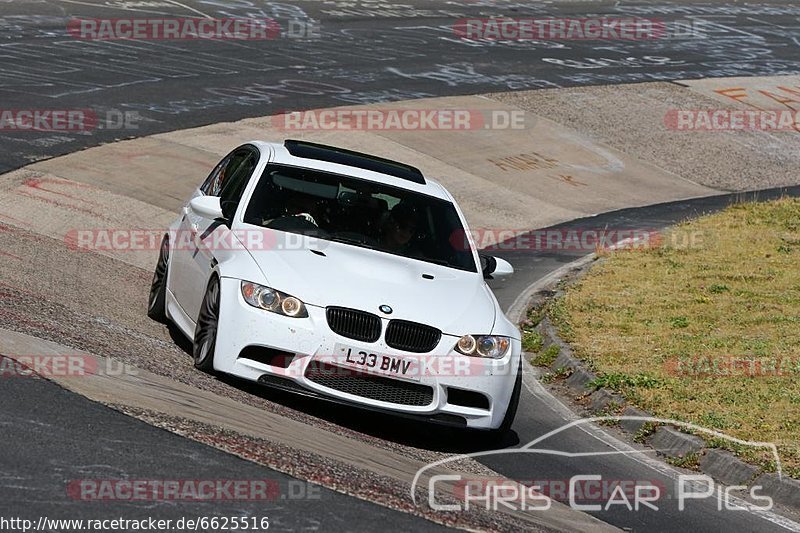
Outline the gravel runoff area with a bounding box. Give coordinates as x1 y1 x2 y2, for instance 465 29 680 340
112 405 537 533
490 81 800 192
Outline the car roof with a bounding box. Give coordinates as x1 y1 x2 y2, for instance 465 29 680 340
248 140 452 202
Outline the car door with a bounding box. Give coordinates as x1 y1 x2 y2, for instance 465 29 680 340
185 147 260 322
171 146 257 321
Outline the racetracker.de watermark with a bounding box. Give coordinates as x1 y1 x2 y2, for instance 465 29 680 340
0 109 95 132
452 18 706 40
451 228 705 252
0 109 140 132
664 109 800 131
273 109 526 131
64 229 323 252
67 18 319 40
666 356 800 377
0 354 136 378
67 479 318 501
266 354 518 380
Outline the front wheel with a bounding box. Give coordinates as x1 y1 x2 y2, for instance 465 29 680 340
193 276 220 372
499 364 522 432
485 360 523 444
147 236 170 322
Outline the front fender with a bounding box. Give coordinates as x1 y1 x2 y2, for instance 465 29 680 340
214 244 269 286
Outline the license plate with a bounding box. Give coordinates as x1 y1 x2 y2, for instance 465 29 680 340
329 343 420 382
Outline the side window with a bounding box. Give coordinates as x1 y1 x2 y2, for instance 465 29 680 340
200 149 250 196
219 152 258 219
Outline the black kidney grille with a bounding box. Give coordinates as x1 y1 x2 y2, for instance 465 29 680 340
305 362 433 406
326 307 381 343
385 320 441 353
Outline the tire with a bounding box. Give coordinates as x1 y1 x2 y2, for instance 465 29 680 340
147 236 170 322
499 364 523 432
193 276 220 372
485 360 523 443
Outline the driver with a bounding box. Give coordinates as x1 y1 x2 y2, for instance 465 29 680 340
284 191 319 226
264 190 321 230
380 201 420 252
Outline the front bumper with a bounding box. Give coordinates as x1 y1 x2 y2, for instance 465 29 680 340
213 277 521 429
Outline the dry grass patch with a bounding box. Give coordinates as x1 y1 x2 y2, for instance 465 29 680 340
557 198 800 477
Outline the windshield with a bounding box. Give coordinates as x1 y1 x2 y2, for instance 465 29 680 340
243 164 477 273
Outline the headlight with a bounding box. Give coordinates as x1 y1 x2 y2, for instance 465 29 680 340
455 335 511 359
240 281 308 318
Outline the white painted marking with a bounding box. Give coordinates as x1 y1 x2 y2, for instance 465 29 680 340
54 0 173 15
161 0 212 19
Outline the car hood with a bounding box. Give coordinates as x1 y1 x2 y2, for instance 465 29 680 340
242 234 496 336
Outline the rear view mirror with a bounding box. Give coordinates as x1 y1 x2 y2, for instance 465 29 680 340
272 172 338 199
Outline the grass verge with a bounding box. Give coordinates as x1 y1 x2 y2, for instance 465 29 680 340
556 197 800 477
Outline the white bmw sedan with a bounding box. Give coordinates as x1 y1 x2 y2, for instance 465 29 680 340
148 140 522 434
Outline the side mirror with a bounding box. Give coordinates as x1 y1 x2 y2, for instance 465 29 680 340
480 255 514 280
189 196 224 220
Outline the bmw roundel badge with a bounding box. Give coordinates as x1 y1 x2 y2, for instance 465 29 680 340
379 305 393 314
